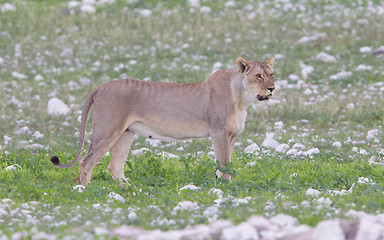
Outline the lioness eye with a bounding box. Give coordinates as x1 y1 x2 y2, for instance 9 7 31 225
255 74 262 78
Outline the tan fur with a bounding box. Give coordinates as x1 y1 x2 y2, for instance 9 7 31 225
50 57 276 186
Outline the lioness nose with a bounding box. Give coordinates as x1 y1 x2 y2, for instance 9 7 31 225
267 87 275 92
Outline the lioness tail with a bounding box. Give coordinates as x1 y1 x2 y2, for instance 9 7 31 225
50 88 98 168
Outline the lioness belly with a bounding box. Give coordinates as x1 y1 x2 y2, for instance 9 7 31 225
128 121 209 142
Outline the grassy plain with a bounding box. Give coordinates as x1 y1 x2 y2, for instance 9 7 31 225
0 0 383 238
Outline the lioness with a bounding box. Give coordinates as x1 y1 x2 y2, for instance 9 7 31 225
51 57 275 186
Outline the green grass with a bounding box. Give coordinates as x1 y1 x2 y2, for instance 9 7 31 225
0 0 384 238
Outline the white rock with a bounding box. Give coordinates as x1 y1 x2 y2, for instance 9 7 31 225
357 177 373 184
372 46 384 55
293 143 306 150
316 52 336 62
34 74 44 81
332 141 342 148
316 197 332 208
14 126 31 135
112 225 146 239
366 129 379 141
209 188 224 198
5 164 21 171
83 0 96 4
344 209 367 219
80 4 96 13
59 48 73 58
128 211 138 221
212 62 224 71
247 215 278 231
145 138 161 147
261 133 279 149
275 144 290 153
203 205 219 217
200 6 211 14
274 121 284 130
108 192 125 204
346 103 355 110
138 9 152 17
0 208 8 217
187 0 200 7
179 184 199 192
1 3 16 12
221 222 259 240
73 185 85 193
244 143 260 153
245 161 256 167
359 149 368 155
48 98 70 116
42 215 54 222
97 0 115 5
356 64 372 71
33 131 44 139
269 214 298 229
225 1 236 8
286 148 298 156
79 77 91 86
12 71 28 79
303 88 313 95
173 201 199 212
131 148 149 156
233 196 252 205
359 46 372 53
305 188 321 197
24 143 45 151
301 65 314 79
297 33 327 44
68 1 81 8
355 216 383 240
304 148 320 156
93 227 109 235
330 71 352 80
312 219 345 240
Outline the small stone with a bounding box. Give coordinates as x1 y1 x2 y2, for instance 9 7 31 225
179 184 199 192
221 222 259 240
275 143 290 153
5 164 21 171
354 216 383 240
333 142 342 148
305 188 321 197
312 219 345 240
269 214 298 229
48 98 70 116
107 192 125 204
244 143 260 153
261 133 279 149
316 52 337 62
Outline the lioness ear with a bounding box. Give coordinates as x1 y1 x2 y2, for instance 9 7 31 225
265 56 275 71
236 57 252 74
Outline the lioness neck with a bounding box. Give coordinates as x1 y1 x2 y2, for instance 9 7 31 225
229 71 251 109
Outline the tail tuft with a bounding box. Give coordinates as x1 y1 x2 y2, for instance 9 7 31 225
50 156 61 166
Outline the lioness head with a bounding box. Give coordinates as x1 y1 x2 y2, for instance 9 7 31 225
236 56 275 101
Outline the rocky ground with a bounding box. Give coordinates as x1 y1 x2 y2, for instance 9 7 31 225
101 213 381 240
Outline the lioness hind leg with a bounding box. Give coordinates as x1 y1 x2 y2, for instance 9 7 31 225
79 143 110 186
79 129 124 186
109 130 135 186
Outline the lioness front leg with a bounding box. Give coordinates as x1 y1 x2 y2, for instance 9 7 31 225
109 130 135 186
210 128 232 183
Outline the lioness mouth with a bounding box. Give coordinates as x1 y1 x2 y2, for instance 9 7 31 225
257 94 270 101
